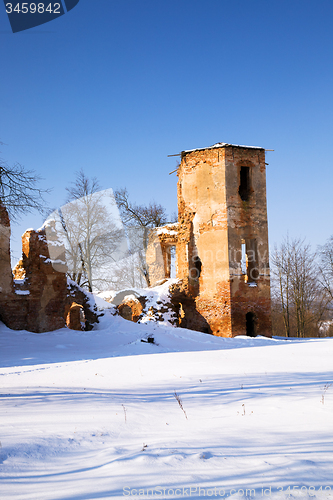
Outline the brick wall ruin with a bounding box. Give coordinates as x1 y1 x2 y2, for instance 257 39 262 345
0 206 99 333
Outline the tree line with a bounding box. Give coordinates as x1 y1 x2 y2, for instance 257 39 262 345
271 236 333 338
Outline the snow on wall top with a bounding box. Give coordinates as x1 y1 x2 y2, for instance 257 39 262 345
156 223 179 236
182 142 264 154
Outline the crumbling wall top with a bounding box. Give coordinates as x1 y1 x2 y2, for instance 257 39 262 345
181 142 264 157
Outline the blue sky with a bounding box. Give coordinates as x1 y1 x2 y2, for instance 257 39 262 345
0 0 332 263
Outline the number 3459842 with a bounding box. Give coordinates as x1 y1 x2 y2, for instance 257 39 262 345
5 3 61 14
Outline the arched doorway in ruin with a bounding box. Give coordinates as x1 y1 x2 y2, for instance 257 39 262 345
246 311 257 337
65 302 85 331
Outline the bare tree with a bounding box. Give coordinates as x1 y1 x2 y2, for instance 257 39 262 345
114 188 168 287
318 236 333 303
0 142 49 220
271 237 327 337
271 239 292 337
99 253 147 291
65 170 100 204
53 171 125 292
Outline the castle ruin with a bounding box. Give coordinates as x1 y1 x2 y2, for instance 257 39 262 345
0 141 272 338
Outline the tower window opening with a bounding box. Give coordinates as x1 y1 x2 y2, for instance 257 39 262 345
239 166 251 201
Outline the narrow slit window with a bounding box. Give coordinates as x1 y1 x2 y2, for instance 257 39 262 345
241 241 247 276
170 245 176 279
190 254 202 279
193 255 202 278
240 238 259 282
246 239 259 282
165 245 177 278
239 166 250 201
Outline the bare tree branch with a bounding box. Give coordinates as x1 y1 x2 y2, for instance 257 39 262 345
0 142 50 220
114 188 169 287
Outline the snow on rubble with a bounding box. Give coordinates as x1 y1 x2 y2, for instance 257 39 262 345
98 279 180 326
0 309 333 500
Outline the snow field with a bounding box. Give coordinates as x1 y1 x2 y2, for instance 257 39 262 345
0 314 333 500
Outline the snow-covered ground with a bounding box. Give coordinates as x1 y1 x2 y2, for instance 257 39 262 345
1 311 333 500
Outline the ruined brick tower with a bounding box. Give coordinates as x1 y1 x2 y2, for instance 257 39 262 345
176 142 272 337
